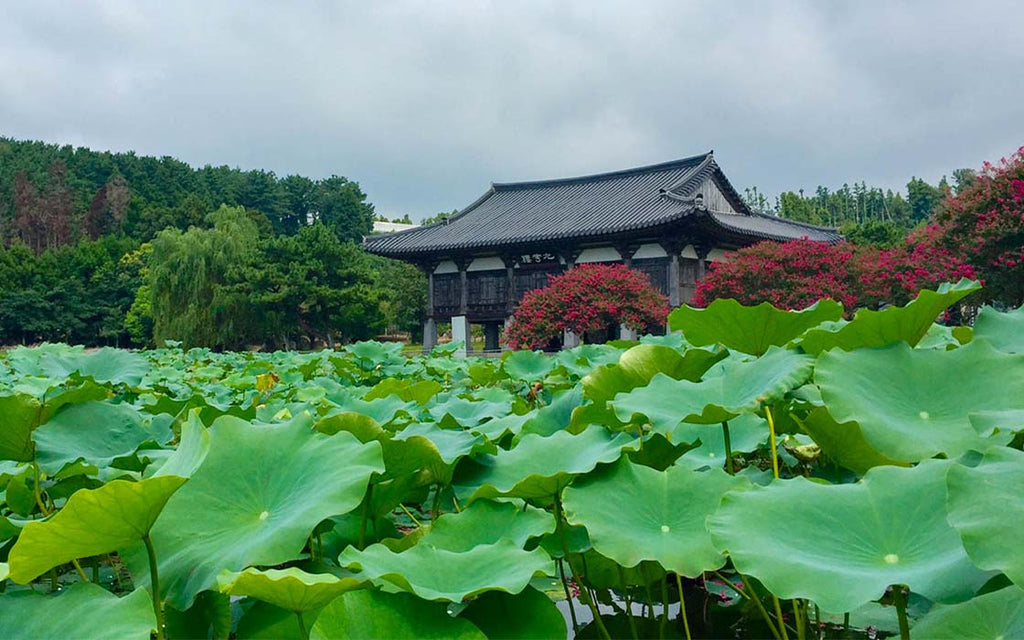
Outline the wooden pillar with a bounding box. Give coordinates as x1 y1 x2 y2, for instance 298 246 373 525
454 256 472 316
615 243 639 269
501 253 519 315
417 259 439 353
694 244 712 283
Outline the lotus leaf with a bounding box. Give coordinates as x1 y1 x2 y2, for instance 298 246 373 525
131 413 384 609
797 279 981 354
673 413 767 469
164 591 232 640
459 427 639 504
911 586 1024 639
8 475 185 583
669 297 843 355
581 344 723 404
310 589 485 639
611 347 813 432
947 447 1024 586
973 303 1024 353
0 562 7 581
564 459 749 577
795 407 906 475
815 340 1024 461
34 401 171 473
428 396 512 428
217 567 364 612
708 461 989 612
365 377 443 404
0 583 154 640
502 350 557 382
0 394 39 462
15 346 150 387
422 499 555 551
463 587 566 640
339 539 554 602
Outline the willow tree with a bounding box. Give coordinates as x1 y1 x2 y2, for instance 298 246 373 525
148 205 260 349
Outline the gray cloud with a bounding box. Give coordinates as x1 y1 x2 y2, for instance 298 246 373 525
1 1 1021 218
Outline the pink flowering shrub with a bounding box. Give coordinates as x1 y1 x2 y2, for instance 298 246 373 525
930 147 1024 305
506 263 669 350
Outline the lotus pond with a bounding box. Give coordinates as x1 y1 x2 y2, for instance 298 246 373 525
1 279 1023 639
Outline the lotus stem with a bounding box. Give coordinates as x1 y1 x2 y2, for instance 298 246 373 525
894 586 911 640
765 405 781 479
143 534 165 640
843 612 850 639
659 574 669 639
558 558 580 636
399 503 422 528
32 460 50 516
71 559 89 583
675 573 692 640
358 484 373 549
772 594 790 640
721 421 734 475
617 565 639 640
720 571 781 640
554 494 610 640
794 599 805 640
296 612 309 640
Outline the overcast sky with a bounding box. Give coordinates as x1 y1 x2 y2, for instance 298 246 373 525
1 1 1021 219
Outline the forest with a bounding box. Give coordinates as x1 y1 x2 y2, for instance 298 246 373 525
0 136 966 349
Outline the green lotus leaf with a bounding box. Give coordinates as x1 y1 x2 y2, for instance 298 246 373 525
611 347 813 432
968 409 1024 436
428 396 513 428
13 346 151 387
673 413 767 469
502 350 557 382
471 412 531 441
708 461 990 613
0 394 39 462
338 539 554 602
947 447 1024 586
458 427 639 504
911 586 1024 639
310 589 486 640
815 340 1023 461
394 422 486 466
150 410 210 478
564 459 749 577
422 499 555 552
974 303 1024 353
795 407 907 475
364 377 443 404
34 401 172 473
582 344 723 405
516 387 583 440
8 475 186 583
0 583 155 640
669 298 843 355
0 562 7 581
165 591 232 640
217 567 364 612
130 413 384 610
324 396 412 427
463 587 566 640
797 279 981 354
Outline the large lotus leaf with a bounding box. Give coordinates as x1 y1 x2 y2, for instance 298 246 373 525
564 459 749 577
708 461 989 612
34 401 172 473
463 587 566 640
235 600 318 639
947 447 1024 586
310 589 485 640
797 279 981 354
458 427 639 504
795 407 907 475
612 347 813 432
502 350 557 382
14 346 151 387
8 475 186 583
582 344 723 405
0 394 39 462
673 413 768 470
364 377 443 404
968 409 1024 436
912 586 1024 639
217 567 364 612
669 298 843 355
324 396 413 427
516 387 583 440
339 539 554 602
0 583 154 640
165 591 232 640
131 413 384 610
974 303 1024 353
150 410 210 479
394 422 487 466
422 499 555 551
428 396 513 428
815 340 1023 461
0 562 7 581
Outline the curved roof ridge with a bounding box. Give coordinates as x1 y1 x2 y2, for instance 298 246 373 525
748 211 840 233
490 151 712 191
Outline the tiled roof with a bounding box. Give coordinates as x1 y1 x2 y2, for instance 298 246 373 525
364 153 839 257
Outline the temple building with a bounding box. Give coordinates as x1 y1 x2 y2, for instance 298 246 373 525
363 152 839 351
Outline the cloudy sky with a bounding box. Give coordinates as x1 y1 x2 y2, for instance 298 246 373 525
1 1 1021 219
